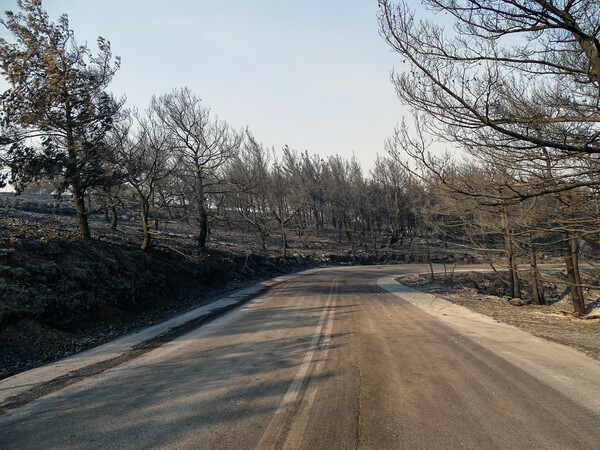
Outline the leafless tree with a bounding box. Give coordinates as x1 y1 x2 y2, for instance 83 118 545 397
371 155 413 247
380 0 600 312
296 151 326 233
151 87 241 249
378 0 600 167
225 132 272 252
112 112 175 250
270 148 309 255
323 155 363 255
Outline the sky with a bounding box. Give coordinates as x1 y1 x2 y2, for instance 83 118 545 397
0 0 420 173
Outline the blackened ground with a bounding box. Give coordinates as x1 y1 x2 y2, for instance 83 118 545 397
0 196 321 379
0 229 319 379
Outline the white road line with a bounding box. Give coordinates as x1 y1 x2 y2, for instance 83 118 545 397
282 281 338 449
257 280 338 450
378 275 600 413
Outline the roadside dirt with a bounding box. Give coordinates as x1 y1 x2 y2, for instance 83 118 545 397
400 270 600 361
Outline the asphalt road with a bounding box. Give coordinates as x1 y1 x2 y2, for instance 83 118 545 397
2 265 600 449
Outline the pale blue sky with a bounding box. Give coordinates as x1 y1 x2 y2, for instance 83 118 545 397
0 1 418 171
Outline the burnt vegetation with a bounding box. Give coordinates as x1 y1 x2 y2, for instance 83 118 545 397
0 1 599 377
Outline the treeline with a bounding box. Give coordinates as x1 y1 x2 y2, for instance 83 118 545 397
404 161 600 313
95 126 418 257
0 2 417 255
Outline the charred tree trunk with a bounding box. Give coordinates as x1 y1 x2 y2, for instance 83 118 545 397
312 203 321 233
561 231 586 314
425 234 434 282
133 186 151 251
65 102 91 239
370 222 378 257
544 153 585 314
195 164 208 250
258 232 267 252
110 204 118 230
555 194 586 314
343 214 355 256
73 188 91 239
571 237 585 303
197 203 208 249
140 204 151 250
398 215 405 245
500 202 521 299
528 232 545 305
280 220 288 256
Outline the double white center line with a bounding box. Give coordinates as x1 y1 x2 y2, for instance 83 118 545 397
257 280 338 449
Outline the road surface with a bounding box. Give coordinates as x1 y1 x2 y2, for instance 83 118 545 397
1 265 600 449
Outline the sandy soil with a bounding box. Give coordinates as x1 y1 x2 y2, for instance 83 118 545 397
400 271 600 361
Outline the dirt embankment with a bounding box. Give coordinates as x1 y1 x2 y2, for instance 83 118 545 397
0 195 341 379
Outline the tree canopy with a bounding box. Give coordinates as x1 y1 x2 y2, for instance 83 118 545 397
0 0 123 237
378 0 600 171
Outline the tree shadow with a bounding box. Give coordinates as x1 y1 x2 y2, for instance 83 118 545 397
585 297 600 314
1 280 357 448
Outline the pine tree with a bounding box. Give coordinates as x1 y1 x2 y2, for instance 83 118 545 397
0 0 123 238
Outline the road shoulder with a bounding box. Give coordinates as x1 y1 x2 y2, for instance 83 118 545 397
0 275 298 413
378 276 600 414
